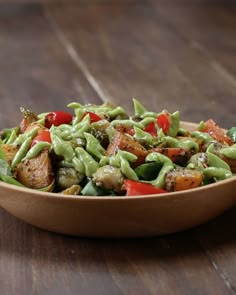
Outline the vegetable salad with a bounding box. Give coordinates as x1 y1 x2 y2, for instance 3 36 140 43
0 99 236 196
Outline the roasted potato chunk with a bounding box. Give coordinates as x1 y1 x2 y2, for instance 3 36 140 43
165 168 203 192
15 149 54 189
93 165 125 193
1 144 19 165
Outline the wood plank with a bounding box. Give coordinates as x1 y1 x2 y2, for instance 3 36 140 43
0 220 234 295
45 2 236 128
0 3 101 130
152 1 236 84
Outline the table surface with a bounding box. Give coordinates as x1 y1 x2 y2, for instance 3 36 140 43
0 1 236 294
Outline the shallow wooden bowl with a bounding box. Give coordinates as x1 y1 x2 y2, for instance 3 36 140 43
0 122 235 238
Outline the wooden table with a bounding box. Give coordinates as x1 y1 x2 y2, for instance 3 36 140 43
0 1 236 294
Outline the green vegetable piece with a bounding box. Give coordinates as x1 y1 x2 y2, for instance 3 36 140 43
0 146 6 160
198 121 206 131
133 126 154 145
227 127 236 143
107 106 127 119
220 144 236 159
135 162 162 181
133 98 148 117
81 180 112 196
71 114 90 138
146 152 174 188
84 132 105 160
0 173 26 187
75 147 99 177
191 131 213 144
167 111 180 137
203 167 232 180
67 102 83 109
11 137 32 169
207 152 231 171
109 151 138 180
51 129 74 162
0 159 11 175
163 136 199 152
71 156 85 174
23 142 51 160
6 129 18 144
13 126 39 146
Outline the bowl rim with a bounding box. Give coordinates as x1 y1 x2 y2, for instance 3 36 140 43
0 175 236 202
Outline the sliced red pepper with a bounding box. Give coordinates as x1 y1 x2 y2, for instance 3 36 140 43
199 119 232 145
157 112 171 134
45 111 73 128
81 112 102 123
123 179 167 196
31 130 52 147
144 122 157 136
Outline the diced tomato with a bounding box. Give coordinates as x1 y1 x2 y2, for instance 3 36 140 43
45 111 73 128
123 179 167 196
199 119 232 145
144 122 157 136
31 130 52 147
157 112 171 134
81 112 102 123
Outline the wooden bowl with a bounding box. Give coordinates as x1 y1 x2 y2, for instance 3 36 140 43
0 122 235 238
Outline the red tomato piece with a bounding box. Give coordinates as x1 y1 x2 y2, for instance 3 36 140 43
144 122 157 136
45 111 73 128
81 112 102 123
157 113 171 134
123 179 167 196
31 130 52 147
200 119 232 145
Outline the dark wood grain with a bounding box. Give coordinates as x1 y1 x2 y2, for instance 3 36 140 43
45 1 236 128
0 1 236 295
0 3 102 130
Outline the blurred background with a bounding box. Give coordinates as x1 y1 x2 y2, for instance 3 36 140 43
0 0 235 129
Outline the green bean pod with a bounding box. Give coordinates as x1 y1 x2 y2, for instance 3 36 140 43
23 142 51 160
11 137 32 168
146 152 174 188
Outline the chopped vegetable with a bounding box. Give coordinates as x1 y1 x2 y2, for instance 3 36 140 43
0 99 236 196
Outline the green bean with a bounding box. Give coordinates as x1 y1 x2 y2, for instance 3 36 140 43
106 106 127 119
23 142 51 160
84 132 105 159
191 131 213 143
0 173 26 187
67 102 83 109
11 137 32 168
71 114 90 138
71 157 85 174
75 147 99 177
13 126 39 146
6 129 18 144
207 152 231 170
220 144 236 159
167 111 180 137
162 136 199 152
133 127 154 144
51 129 74 161
0 147 6 160
203 167 232 180
110 151 138 180
133 98 148 117
146 152 174 188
